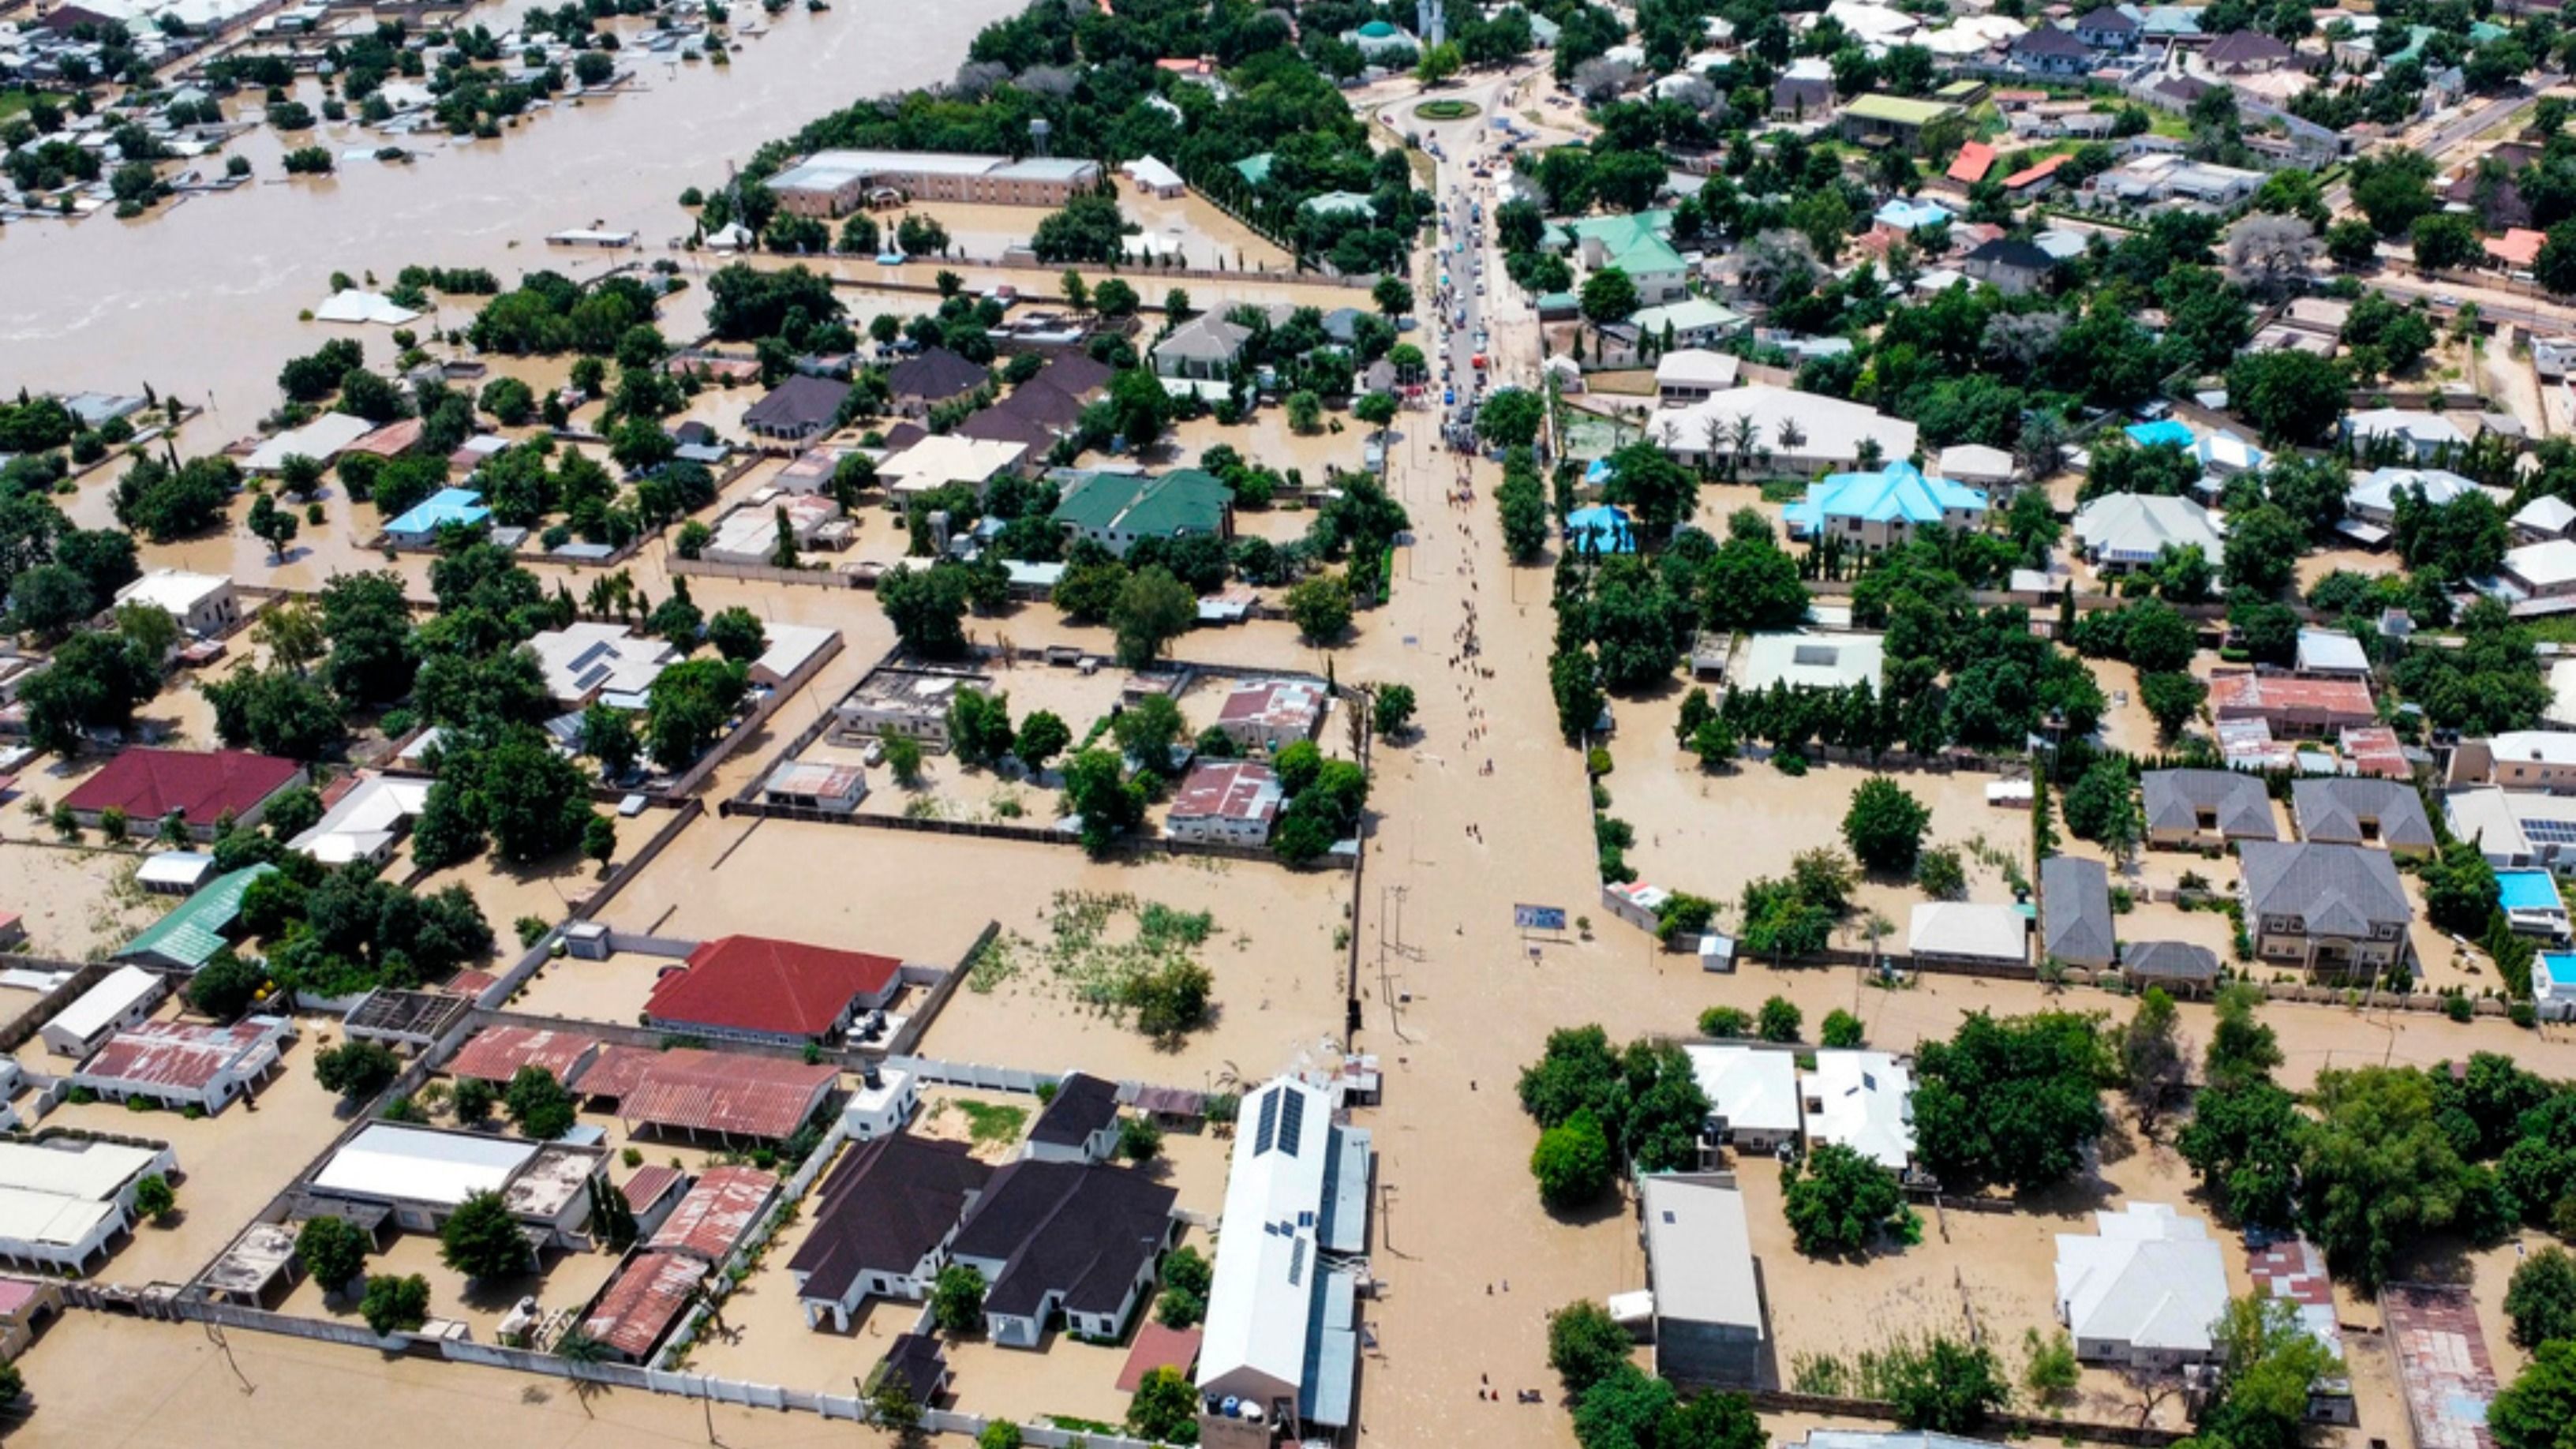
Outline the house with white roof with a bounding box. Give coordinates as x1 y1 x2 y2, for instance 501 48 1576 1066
289 773 435 868
0 1135 179 1273
2054 1203 2229 1368
41 965 167 1059
1120 155 1185 198
2293 629 2370 678
1907 903 2029 968
1648 385 1919 477
1655 349 1741 405
1642 1172 1765 1385
111 570 238 639
2503 538 2576 605
2346 466 2496 526
1196 1076 1370 1440
1781 460 1986 552
2069 493 2225 574
1799 1050 1915 1169
1684 1045 1802 1155
527 623 676 710
2344 409 2469 464
243 412 376 474
2514 493 2576 543
1722 631 1879 695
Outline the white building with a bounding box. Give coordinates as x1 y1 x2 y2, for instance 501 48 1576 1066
703 496 848 567
0 1136 179 1274
1684 1045 1802 1154
111 570 239 639
1648 385 1919 477
1799 1050 1915 1169
878 435 1031 506
762 759 869 815
1641 1172 1765 1384
1907 903 2029 968
309 1124 601 1245
1721 631 1879 695
1215 678 1327 752
1197 1076 1371 1438
40 966 168 1059
1121 155 1186 198
242 412 376 474
2069 494 2226 574
527 623 676 710
1655 349 1742 406
840 1065 917 1140
2054 1203 2229 1367
288 774 434 868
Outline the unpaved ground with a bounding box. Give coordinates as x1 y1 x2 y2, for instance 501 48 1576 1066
7 1309 905 1449
0 841 170 960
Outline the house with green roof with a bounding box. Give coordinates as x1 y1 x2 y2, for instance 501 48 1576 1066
1543 210 1690 303
1230 153 1273 189
117 863 276 972
1838 93 1966 154
1051 469 1234 557
1342 18 1419 57
1300 191 1376 220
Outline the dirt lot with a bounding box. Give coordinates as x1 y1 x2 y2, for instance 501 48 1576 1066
7 1310 904 1449
29 1024 354 1290
273 1226 626 1346
0 841 172 960
1601 696 2034 938
597 814 1351 1089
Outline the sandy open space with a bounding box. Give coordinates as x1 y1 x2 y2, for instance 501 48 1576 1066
273 1226 625 1345
1600 694 2034 939
0 842 173 961
32 1027 354 1290
6 1309 908 1449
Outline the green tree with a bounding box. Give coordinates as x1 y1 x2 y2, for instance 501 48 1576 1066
2302 1066 2495 1289
932 1262 987 1334
2177 1074 2305 1229
1062 748 1146 854
314 1039 401 1104
1579 266 1640 334
438 1191 531 1281
1531 1108 1613 1211
2226 351 2350 448
1913 1011 2111 1191
1884 1336 2010 1433
504 1065 575 1140
2494 1339 2576 1449
1127 1365 1197 1440
1013 710 1071 773
1757 995 1803 1043
132 1173 176 1222
945 688 1017 769
1546 1298 1634 1395
1841 777 1930 874
297 1215 369 1294
360 1273 431 1336
2506 1245 2576 1349
1110 692 1186 774
1286 572 1356 643
1821 1009 1865 1048
1110 564 1196 667
1783 1142 1904 1256
1372 683 1416 737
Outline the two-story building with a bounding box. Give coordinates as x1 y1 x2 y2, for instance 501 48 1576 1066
2239 841 2414 979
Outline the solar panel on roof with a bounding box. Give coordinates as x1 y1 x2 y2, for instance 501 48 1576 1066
1289 1236 1308 1287
2524 820 2576 846
1275 1087 1307 1157
1254 1086 1282 1155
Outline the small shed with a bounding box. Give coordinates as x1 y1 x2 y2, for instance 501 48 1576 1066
41 966 168 1059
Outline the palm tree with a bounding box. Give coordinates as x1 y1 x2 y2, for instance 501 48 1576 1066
1775 417 1807 462
552 1327 612 1418
1728 416 1761 481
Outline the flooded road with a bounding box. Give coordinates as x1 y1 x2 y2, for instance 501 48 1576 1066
0 0 1027 415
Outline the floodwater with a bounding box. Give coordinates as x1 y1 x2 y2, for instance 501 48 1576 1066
0 0 1030 417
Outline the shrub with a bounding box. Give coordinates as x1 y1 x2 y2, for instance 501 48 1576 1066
1698 1005 1751 1038
1757 996 1803 1043
360 1273 431 1336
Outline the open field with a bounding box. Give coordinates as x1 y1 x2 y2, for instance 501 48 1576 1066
36 1027 355 1290
1599 693 2034 938
6 1309 908 1449
0 841 171 960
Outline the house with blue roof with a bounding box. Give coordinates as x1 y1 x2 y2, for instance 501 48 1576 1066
383 488 492 548
1872 198 1953 233
1565 504 1638 555
2540 952 2576 1020
1782 461 1986 552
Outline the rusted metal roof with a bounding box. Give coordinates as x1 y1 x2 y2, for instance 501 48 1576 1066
582 1251 702 1359
614 1050 838 1141
78 1018 285 1092
647 1166 779 1262
446 1025 601 1086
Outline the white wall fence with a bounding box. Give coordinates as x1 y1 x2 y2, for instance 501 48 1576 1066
885 1054 1054 1095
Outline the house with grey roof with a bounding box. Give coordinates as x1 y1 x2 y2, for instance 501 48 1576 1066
2040 856 2115 970
2121 941 2221 994
2239 841 2414 979
2292 778 2436 857
2142 769 2277 848
1151 315 1252 381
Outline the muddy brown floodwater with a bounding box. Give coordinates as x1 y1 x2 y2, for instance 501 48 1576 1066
0 0 1029 417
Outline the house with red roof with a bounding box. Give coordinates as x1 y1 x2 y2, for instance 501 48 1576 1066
2001 152 2073 196
582 1250 706 1361
648 1166 781 1262
644 934 903 1047
445 1025 603 1088
1945 141 1997 186
63 749 307 840
602 1049 841 1144
72 1017 294 1114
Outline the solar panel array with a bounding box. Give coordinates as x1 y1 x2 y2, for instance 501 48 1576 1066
1253 1085 1282 1155
1274 1085 1307 1157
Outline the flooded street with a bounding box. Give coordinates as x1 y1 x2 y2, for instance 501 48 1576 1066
0 0 1028 416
